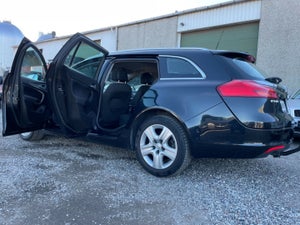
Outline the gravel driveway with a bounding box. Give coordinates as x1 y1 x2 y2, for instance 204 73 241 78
0 110 300 225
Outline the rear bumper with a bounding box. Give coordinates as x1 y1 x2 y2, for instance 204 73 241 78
277 143 300 156
188 120 297 158
186 101 297 158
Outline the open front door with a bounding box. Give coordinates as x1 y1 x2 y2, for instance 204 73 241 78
2 38 49 136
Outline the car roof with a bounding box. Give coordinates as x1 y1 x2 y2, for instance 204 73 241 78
108 48 209 57
108 48 253 61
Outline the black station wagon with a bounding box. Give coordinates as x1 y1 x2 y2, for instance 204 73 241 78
2 33 299 176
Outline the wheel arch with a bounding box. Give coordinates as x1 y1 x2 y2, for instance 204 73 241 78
129 107 191 150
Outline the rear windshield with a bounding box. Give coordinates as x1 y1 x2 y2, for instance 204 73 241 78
218 56 267 80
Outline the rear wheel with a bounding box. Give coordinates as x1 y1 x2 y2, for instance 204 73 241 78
19 130 44 141
135 115 191 177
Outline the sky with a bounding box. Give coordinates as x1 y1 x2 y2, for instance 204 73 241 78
2 0 228 41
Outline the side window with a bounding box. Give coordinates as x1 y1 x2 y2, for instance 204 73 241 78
160 56 204 79
21 47 46 81
105 60 158 93
64 41 105 79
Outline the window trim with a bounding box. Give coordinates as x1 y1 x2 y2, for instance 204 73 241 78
103 58 159 83
159 55 206 80
64 41 106 80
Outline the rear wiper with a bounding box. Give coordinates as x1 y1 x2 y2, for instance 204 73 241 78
265 77 282 84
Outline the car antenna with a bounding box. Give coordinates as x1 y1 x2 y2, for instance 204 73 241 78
215 30 224 50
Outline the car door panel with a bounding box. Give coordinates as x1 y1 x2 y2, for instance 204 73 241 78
46 33 108 135
22 78 48 122
53 65 99 133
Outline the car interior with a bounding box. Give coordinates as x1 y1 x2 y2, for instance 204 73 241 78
99 60 158 129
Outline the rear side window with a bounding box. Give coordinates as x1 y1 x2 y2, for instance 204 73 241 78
218 56 266 80
159 56 205 79
232 58 267 80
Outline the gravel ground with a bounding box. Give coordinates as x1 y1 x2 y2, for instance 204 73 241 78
0 111 300 225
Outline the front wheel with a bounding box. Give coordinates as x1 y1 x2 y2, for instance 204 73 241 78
135 115 191 177
19 130 45 141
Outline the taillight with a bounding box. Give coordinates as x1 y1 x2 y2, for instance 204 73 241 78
264 145 285 154
217 80 278 99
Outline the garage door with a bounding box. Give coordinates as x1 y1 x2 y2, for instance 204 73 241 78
180 22 259 57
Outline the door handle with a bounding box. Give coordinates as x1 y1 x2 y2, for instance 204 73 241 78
89 84 97 90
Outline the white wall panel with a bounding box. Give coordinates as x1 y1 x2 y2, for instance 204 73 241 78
32 28 117 63
85 28 117 52
177 1 261 32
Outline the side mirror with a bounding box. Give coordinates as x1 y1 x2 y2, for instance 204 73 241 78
0 76 3 85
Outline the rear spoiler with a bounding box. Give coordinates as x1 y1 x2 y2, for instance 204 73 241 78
212 51 256 63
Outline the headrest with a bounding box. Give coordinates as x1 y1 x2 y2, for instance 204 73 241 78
141 72 154 85
112 68 128 82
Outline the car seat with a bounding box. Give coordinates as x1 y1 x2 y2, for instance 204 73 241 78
99 68 132 127
130 72 154 109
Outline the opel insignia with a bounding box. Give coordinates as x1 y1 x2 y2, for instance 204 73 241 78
2 33 299 176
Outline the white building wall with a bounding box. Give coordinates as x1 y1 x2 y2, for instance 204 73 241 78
257 0 300 94
33 28 117 63
35 38 67 64
117 17 178 50
84 28 117 52
177 0 261 32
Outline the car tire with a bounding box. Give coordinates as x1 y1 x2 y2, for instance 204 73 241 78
135 115 191 177
19 130 44 141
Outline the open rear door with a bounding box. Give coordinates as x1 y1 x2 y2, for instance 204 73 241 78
46 33 108 135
